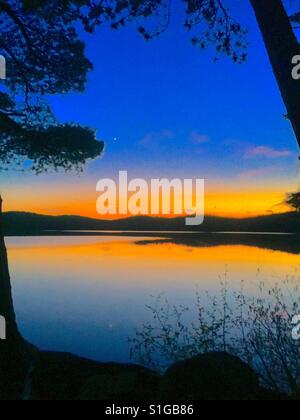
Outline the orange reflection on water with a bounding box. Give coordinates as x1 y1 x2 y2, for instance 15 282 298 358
7 236 300 291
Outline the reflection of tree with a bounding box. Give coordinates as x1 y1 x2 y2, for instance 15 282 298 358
135 232 300 255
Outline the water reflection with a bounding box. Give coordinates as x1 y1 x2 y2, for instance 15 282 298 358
5 234 300 363
135 232 300 254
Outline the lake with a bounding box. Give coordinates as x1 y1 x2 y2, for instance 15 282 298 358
6 234 300 363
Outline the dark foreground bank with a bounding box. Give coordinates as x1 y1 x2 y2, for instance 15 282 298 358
1 349 288 401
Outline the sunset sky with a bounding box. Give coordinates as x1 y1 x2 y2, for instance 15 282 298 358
1 1 299 219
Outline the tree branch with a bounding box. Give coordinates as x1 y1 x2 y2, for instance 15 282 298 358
0 1 34 52
0 110 22 133
0 40 32 107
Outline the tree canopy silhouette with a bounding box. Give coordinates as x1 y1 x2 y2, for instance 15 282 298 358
0 0 104 173
286 191 300 213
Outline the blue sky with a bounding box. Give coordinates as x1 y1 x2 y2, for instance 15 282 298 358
46 0 300 179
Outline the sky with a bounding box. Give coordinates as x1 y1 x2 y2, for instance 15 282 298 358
1 0 300 219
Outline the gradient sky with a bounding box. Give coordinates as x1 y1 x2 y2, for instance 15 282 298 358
1 1 300 218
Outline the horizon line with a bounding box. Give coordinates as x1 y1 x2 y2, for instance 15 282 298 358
2 209 294 221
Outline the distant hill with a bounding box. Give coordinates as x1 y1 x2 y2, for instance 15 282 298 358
2 211 300 235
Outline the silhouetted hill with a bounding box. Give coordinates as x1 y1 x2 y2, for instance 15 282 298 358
2 211 300 235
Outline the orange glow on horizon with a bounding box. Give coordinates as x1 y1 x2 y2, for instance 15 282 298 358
2 184 291 220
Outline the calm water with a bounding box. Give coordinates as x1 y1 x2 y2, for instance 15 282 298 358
6 234 300 363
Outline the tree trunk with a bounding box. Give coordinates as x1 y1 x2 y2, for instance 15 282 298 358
250 0 300 150
0 196 27 400
0 197 18 329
